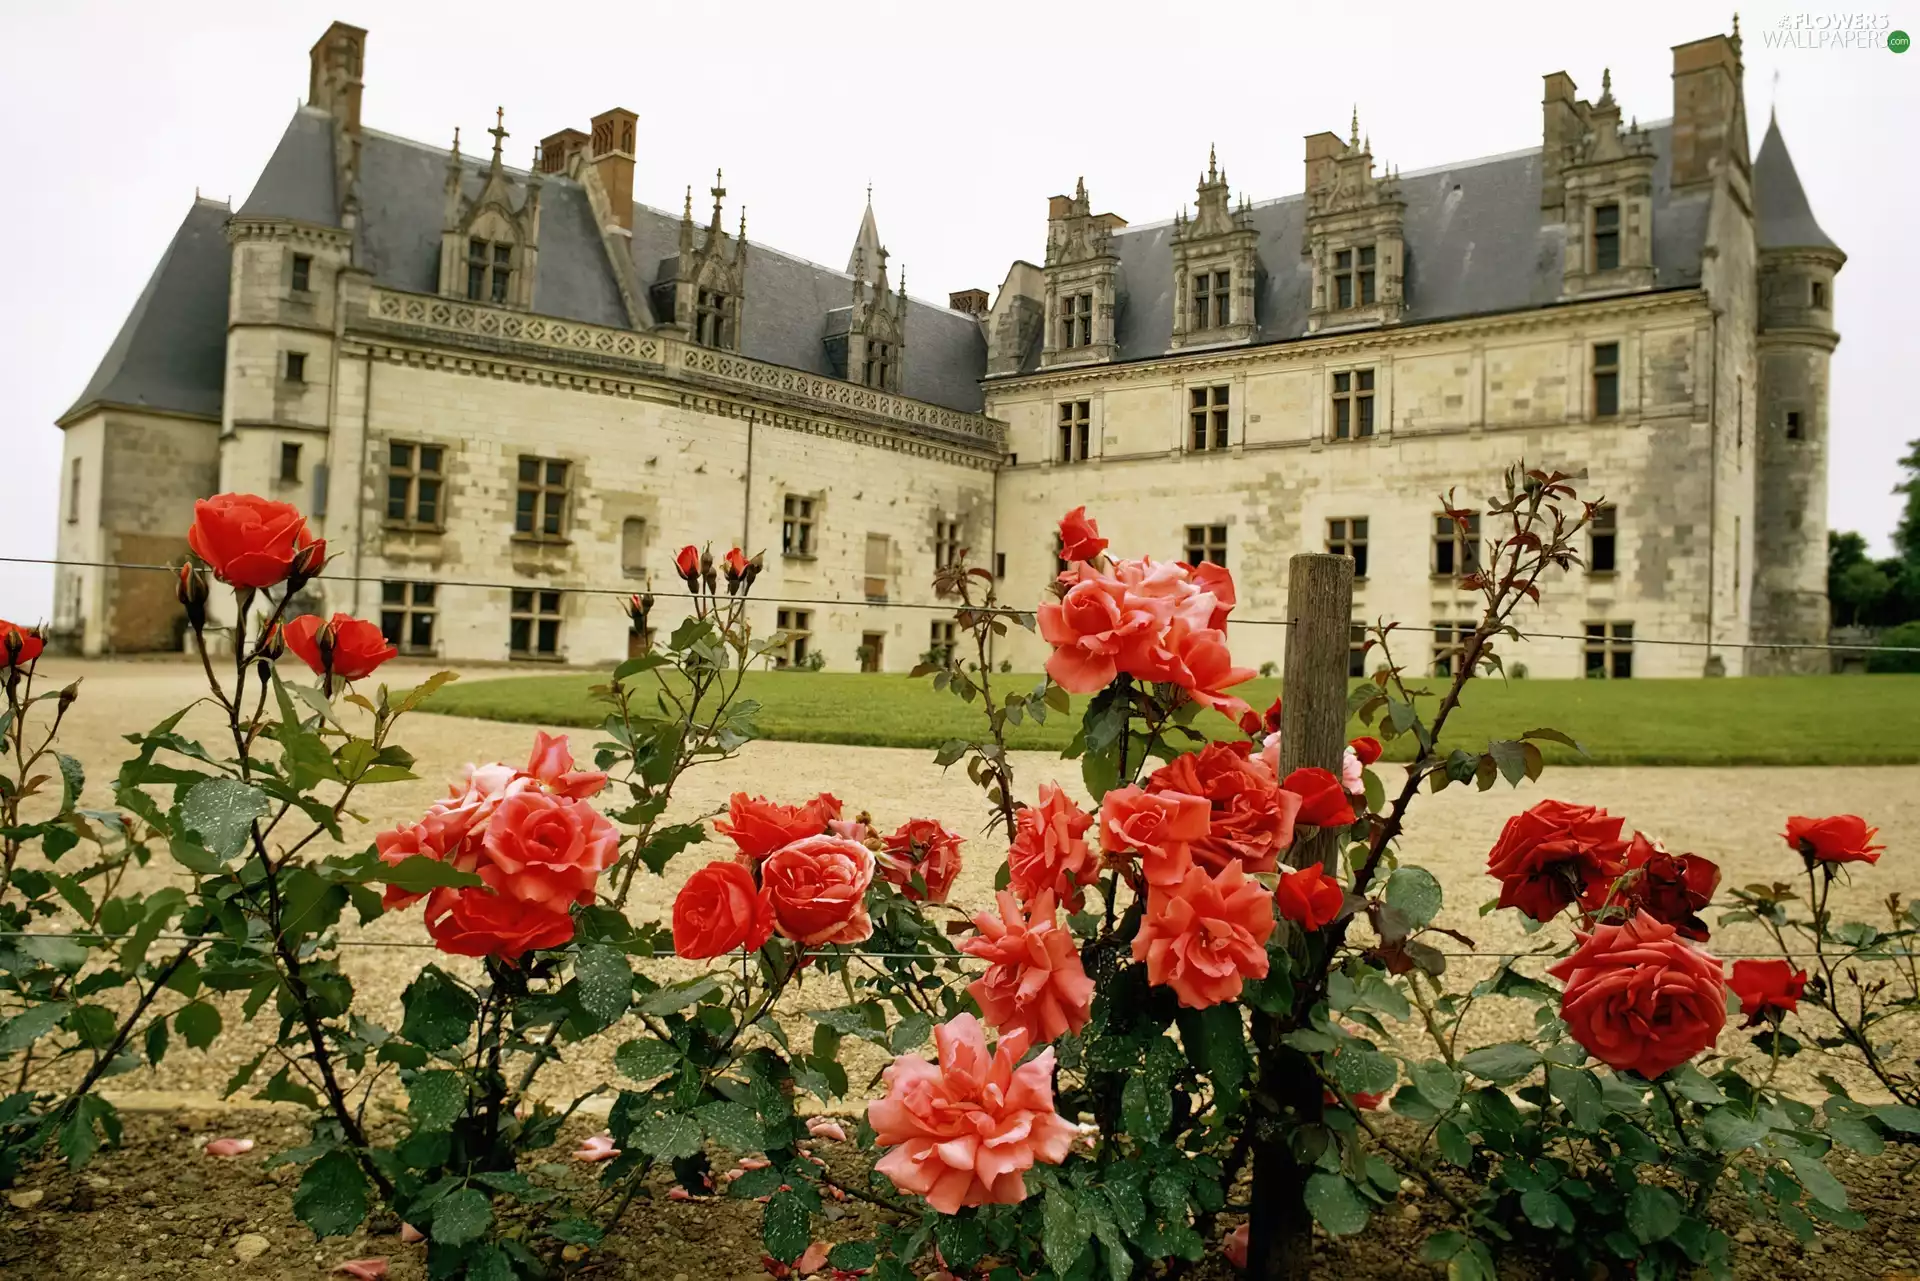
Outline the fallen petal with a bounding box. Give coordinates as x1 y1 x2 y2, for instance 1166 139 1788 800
737 1156 771 1170
400 1223 425 1243
797 1241 831 1274
668 1186 692 1201
572 1133 621 1162
1224 1222 1249 1271
333 1260 389 1280
202 1138 255 1157
805 1119 848 1142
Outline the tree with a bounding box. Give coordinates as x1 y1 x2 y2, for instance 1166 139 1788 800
1895 438 1920 564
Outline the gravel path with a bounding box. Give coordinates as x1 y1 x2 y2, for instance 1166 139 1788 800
18 657 1916 1109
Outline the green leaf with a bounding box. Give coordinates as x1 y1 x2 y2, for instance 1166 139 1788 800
260 1065 321 1110
547 1218 604 1245
1435 1121 1472 1168
699 1101 764 1153
1410 1060 1461 1111
1459 1043 1538 1083
431 1186 492 1246
888 1012 933 1054
638 975 720 1017
392 670 458 716
400 966 478 1051
1383 866 1443 927
409 1070 467 1131
0 1001 72 1053
571 945 633 1028
1328 1045 1398 1097
638 1113 702 1159
1303 1172 1370 1236
1043 1188 1092 1275
1873 1103 1920 1133
379 855 485 894
174 1001 222 1050
762 1189 810 1264
828 1243 878 1272
1702 1108 1768 1152
933 1215 986 1270
1825 1115 1883 1154
1626 1185 1681 1243
1178 1004 1251 1097
179 778 270 862
1486 740 1528 786
1785 1155 1847 1211
615 1038 682 1081
1545 1066 1603 1131
1520 1189 1574 1232
56 753 86 812
293 1150 368 1238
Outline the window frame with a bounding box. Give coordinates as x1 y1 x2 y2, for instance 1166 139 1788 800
1589 504 1618 574
1592 203 1621 273
284 351 307 384
1357 245 1376 306
1348 623 1369 678
928 619 958 665
1432 512 1482 579
385 441 446 531
67 458 81 524
380 581 438 656
774 608 814 668
466 237 513 304
1810 280 1825 309
1592 342 1621 419
1327 517 1369 579
1785 410 1803 440
620 516 648 578
1330 368 1376 441
278 441 302 485
781 494 817 558
863 339 896 390
1060 292 1093 349
508 588 564 660
513 455 571 541
1183 523 1227 568
1057 400 1091 463
290 253 313 293
1188 384 1230 453
695 288 733 349
1431 621 1474 678
1333 248 1353 310
934 518 964 572
1583 621 1634 679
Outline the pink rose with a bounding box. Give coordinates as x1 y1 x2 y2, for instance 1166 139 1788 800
762 835 877 945
523 731 608 799
1058 507 1109 562
1038 571 1163 693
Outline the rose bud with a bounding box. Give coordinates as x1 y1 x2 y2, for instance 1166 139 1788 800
286 537 328 593
673 544 700 590
700 546 717 595
176 563 211 629
744 552 764 589
723 547 748 595
57 682 80 714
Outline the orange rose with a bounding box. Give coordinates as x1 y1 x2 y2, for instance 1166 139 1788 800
963 890 1094 1045
422 885 575 960
761 834 877 946
1037 572 1163 693
186 492 321 589
880 817 964 904
1147 742 1297 876
481 790 619 911
1007 783 1098 910
1132 864 1275 1009
714 792 842 864
673 861 774 959
1098 786 1212 886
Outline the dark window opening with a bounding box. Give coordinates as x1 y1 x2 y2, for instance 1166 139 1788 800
514 456 569 538
1786 411 1803 440
1584 621 1633 679
1327 517 1369 579
1184 524 1227 567
279 442 301 484
509 589 563 659
1593 342 1620 418
285 352 306 383
291 253 312 292
1589 505 1617 573
1593 204 1620 272
1058 401 1091 462
1189 385 1230 451
380 581 438 654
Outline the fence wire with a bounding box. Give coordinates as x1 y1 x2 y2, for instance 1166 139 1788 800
5 555 1917 655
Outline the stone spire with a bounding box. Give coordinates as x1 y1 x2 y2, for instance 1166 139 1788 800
488 107 508 174
848 194 884 279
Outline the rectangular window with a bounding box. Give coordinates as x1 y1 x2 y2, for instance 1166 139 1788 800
1589 504 1617 574
863 340 896 390
1593 204 1620 272
1184 524 1227 568
1189 385 1230 452
1192 272 1211 331
775 608 813 668
279 442 301 484
514 456 569 539
284 351 306 383
934 519 964 572
491 243 511 304
380 581 437 655
1785 411 1802 440
621 517 647 576
1584 621 1633 679
1592 342 1620 418
1433 512 1482 578
1358 246 1376 305
1432 622 1473 678
1349 623 1369 679
1057 401 1091 463
1327 517 1369 579
1810 281 1825 309
928 620 958 664
67 458 80 523
1331 370 1376 440
782 495 816 556
865 532 890 601
291 253 312 293
1193 270 1230 329
994 551 1006 579
466 238 513 303
1333 248 1353 309
386 441 445 529
509 589 563 659
1060 292 1093 348
696 289 731 349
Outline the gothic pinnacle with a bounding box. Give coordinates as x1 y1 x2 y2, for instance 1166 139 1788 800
1208 143 1217 183
1600 68 1613 103
488 106 508 166
1350 105 1359 146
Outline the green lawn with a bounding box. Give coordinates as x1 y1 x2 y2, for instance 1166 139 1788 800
422 670 1920 767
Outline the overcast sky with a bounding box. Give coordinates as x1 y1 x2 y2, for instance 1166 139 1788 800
2 0 1912 620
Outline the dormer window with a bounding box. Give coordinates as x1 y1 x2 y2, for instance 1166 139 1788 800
1593 204 1620 272
695 289 733 348
1059 292 1093 349
467 238 513 303
1192 271 1231 329
1333 246 1377 310
863 340 897 390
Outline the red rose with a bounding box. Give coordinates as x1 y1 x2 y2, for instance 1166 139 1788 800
1262 698 1285 735
674 544 700 581
1280 767 1357 830
423 886 575 960
1147 741 1298 876
1058 507 1108 562
879 817 964 904
724 547 748 576
673 861 774 959
1729 959 1808 1027
0 619 45 668
761 834 877 946
1783 814 1883 866
186 493 320 589
283 614 398 682
1486 799 1629 923
1547 912 1725 1079
1603 833 1719 941
1236 709 1261 737
1348 736 1382 766
1324 1087 1387 1111
715 792 841 864
1274 863 1344 930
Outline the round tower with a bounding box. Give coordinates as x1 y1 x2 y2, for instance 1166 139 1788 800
1751 114 1844 674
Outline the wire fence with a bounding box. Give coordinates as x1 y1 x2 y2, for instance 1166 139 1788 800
6 555 1917 656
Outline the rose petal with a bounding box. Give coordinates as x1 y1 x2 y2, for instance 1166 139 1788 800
202 1137 255 1157
333 1261 389 1280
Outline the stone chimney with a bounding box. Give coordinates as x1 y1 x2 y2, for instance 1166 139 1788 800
540 128 589 174
1670 29 1746 189
1303 131 1343 199
589 108 638 232
948 289 988 318
308 21 367 133
1540 72 1583 210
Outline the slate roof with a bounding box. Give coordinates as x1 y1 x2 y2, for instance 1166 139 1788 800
61 197 234 423
1753 116 1840 252
1017 122 1713 373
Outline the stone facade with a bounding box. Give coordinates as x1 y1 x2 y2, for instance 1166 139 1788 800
52 20 1839 681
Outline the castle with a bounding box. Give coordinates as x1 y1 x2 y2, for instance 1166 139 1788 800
53 19 1841 679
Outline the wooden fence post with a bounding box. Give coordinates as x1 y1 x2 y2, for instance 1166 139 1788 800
1250 550 1353 1281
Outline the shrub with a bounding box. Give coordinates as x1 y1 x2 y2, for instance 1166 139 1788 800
1866 619 1920 673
